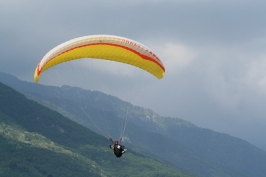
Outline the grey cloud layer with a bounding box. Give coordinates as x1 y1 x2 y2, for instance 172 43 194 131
1 0 266 150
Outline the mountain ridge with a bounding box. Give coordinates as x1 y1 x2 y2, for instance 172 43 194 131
1 71 266 177
0 80 195 177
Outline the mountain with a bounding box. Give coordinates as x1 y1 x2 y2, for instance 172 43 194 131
1 71 266 177
0 81 195 177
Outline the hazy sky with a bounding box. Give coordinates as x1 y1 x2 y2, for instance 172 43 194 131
1 0 266 151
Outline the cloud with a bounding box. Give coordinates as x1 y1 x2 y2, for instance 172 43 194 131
161 43 196 72
244 56 266 94
1 0 266 151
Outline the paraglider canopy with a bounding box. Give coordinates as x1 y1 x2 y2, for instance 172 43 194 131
34 34 165 83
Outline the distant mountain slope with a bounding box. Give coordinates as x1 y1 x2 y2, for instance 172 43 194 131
0 81 195 177
1 72 266 177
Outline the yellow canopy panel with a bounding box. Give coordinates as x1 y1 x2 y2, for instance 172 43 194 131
34 34 165 83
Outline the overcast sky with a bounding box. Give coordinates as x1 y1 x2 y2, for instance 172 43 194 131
1 0 266 151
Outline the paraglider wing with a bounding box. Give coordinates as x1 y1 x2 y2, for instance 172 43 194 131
34 35 165 83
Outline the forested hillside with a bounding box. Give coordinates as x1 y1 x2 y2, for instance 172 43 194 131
1 72 266 177
0 81 195 177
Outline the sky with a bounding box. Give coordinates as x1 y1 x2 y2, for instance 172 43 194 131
1 0 266 151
